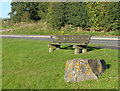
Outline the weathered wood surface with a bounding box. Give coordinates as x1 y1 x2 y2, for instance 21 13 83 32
53 35 91 43
64 59 106 82
50 43 87 46
48 35 92 54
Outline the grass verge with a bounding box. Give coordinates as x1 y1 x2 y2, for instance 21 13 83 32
2 22 119 36
2 38 118 89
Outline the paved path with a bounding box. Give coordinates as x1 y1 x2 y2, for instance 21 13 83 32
1 34 119 49
1 34 119 40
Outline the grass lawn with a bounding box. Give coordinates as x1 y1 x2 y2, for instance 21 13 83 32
2 38 118 89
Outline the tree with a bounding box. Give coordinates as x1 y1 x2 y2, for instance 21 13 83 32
66 2 89 29
46 2 66 29
8 2 119 32
9 2 49 22
37 2 49 19
100 2 120 31
86 2 109 31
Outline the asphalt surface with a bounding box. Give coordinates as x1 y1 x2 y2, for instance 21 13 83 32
1 34 119 50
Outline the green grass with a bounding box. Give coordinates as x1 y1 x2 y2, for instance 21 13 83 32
0 38 2 90
2 38 118 89
2 22 119 36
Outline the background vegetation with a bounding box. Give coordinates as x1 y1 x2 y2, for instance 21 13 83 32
3 2 120 34
2 21 119 36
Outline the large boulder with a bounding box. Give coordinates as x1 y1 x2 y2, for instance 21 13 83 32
64 59 106 82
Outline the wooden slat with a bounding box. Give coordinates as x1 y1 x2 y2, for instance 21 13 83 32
54 38 90 42
53 35 91 43
50 43 87 46
53 41 89 43
56 35 91 38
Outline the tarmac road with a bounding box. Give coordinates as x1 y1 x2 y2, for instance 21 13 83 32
1 34 119 49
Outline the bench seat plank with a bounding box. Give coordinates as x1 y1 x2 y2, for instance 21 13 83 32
53 41 89 43
53 35 91 43
50 43 87 46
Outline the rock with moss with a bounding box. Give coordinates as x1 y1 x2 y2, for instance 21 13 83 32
64 59 106 82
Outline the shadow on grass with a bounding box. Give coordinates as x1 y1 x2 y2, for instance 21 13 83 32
60 45 102 53
106 64 111 69
100 60 111 69
61 45 74 50
87 46 101 52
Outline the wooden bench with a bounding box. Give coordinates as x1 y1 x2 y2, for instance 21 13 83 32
48 35 92 54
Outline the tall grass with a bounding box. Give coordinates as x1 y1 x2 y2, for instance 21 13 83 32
2 21 119 36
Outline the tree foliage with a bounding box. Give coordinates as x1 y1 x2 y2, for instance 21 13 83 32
9 2 120 32
66 2 89 28
9 2 49 22
46 2 67 29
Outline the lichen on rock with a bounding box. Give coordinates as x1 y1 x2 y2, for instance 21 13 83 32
64 59 106 82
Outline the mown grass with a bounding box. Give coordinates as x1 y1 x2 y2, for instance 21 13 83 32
0 37 2 90
2 38 118 89
2 21 119 36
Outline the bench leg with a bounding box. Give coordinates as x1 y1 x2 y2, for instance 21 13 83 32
48 44 55 52
56 45 60 50
49 47 53 52
82 48 87 53
74 48 79 54
73 45 80 54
